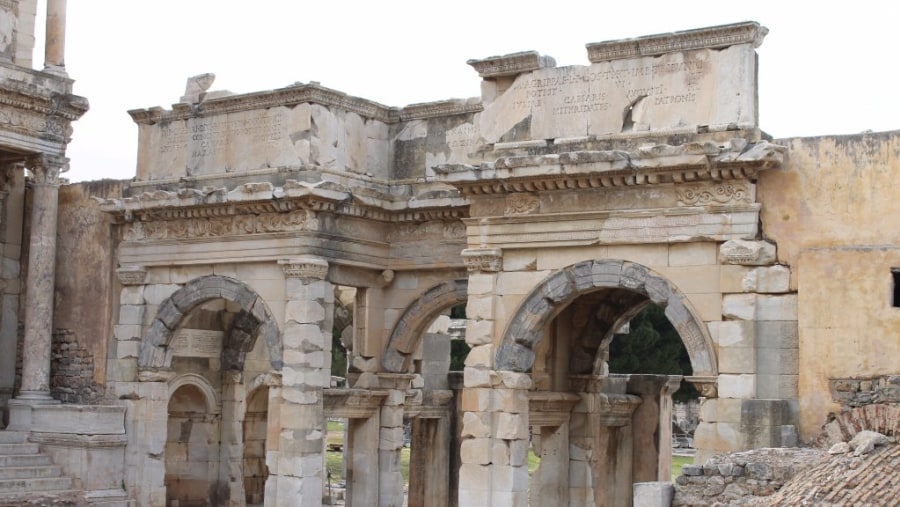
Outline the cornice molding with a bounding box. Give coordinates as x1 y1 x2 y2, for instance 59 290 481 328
467 51 556 79
129 82 400 125
433 141 784 196
586 21 768 63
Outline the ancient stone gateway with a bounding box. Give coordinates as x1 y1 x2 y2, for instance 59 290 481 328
92 20 799 507
16 13 900 507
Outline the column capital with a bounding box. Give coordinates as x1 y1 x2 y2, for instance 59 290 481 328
685 375 718 398
27 154 68 185
279 256 329 280
461 248 502 273
116 265 147 286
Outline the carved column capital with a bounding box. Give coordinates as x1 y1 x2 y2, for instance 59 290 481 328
279 256 329 280
685 375 718 398
116 265 147 286
462 248 502 273
27 154 68 185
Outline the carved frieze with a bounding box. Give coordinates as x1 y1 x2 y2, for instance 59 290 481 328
504 193 540 215
122 209 318 241
675 182 753 206
386 220 465 242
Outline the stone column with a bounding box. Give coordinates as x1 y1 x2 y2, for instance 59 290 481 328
43 0 67 74
270 256 333 507
14 155 64 406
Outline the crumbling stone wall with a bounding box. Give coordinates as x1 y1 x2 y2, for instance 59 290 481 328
673 448 828 506
829 375 900 411
50 329 105 403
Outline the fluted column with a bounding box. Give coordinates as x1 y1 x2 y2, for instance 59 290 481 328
43 0 67 75
18 155 64 400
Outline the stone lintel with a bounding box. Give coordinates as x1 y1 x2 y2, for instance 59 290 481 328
279 256 329 280
323 388 388 419
461 248 502 273
586 21 768 63
528 391 581 427
686 375 718 398
594 393 643 426
467 50 556 79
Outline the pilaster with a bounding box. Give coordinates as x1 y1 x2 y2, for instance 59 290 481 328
270 256 333 507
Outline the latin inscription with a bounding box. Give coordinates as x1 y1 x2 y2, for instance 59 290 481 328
445 124 477 148
511 57 705 114
170 329 224 357
158 111 286 158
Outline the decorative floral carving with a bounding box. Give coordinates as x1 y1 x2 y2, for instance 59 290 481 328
462 248 503 273
504 193 540 215
121 209 319 241
675 182 751 206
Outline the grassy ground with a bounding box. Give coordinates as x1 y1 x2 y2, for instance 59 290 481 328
671 454 693 481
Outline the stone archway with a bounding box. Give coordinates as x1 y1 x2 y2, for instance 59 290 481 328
382 278 468 372
495 259 717 378
139 275 281 371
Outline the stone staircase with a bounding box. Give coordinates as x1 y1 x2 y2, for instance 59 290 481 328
0 430 134 507
0 430 81 505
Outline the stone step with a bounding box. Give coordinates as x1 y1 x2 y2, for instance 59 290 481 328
0 431 27 444
0 453 52 467
85 488 135 507
0 490 82 505
0 476 74 493
0 465 63 479
0 443 39 455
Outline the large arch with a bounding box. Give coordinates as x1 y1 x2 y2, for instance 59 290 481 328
495 259 717 377
139 275 282 371
382 278 468 372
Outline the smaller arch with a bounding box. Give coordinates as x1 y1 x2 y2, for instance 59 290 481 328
168 373 219 415
139 275 281 371
495 259 717 378
382 279 468 372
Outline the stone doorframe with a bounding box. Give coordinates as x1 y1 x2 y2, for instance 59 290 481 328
138 275 282 371
494 259 718 379
382 278 468 373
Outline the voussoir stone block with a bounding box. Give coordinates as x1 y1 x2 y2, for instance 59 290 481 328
495 342 535 373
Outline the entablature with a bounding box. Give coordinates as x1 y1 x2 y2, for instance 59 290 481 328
432 139 784 197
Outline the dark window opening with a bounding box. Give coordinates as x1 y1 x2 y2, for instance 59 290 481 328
893 269 900 308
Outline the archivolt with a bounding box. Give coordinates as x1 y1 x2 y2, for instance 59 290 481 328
382 279 468 372
139 275 281 371
495 259 717 377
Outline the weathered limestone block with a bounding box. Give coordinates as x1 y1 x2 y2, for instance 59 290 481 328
461 438 492 465
718 374 756 399
633 482 675 507
722 293 797 321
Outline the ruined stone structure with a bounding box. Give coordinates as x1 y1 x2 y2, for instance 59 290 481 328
0 11 899 507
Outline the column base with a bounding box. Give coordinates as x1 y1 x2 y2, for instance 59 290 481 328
42 64 68 77
7 395 60 431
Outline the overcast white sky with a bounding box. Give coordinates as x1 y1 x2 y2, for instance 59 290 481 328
45 1 900 182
